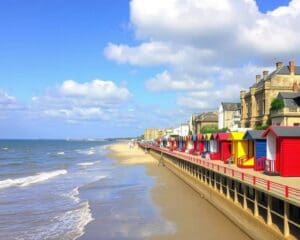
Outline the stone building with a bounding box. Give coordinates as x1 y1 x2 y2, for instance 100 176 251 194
193 112 218 134
240 61 300 128
270 92 300 126
218 102 241 130
144 128 164 140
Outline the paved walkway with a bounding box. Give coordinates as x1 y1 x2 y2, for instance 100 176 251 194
144 145 300 206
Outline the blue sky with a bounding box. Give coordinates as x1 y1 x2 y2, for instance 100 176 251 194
0 0 298 138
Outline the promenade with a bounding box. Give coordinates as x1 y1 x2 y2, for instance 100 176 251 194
147 144 300 206
140 143 300 240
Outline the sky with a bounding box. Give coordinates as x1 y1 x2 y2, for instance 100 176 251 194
0 0 298 138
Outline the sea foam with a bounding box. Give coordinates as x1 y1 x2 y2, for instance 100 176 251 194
0 169 67 189
76 148 95 155
77 160 100 167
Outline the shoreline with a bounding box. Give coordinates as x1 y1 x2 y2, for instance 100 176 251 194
105 142 250 240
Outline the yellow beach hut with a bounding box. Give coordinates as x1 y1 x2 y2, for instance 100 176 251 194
229 132 251 167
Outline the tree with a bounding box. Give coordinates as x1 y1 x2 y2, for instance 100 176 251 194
271 98 284 111
200 125 218 133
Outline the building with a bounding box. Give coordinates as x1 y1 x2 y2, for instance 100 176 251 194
193 112 218 134
240 61 300 128
168 123 189 136
218 102 241 130
143 128 164 140
270 92 300 126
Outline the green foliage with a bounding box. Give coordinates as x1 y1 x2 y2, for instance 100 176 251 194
255 125 269 130
271 98 284 110
200 125 219 134
219 127 229 133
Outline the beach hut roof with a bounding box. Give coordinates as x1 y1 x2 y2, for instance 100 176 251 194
243 130 265 140
262 126 300 138
205 133 212 140
212 133 218 140
216 132 230 140
229 132 245 140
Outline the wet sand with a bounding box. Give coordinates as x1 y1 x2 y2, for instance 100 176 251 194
107 143 251 240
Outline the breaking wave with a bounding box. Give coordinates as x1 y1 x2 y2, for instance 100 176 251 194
77 161 100 167
0 169 67 189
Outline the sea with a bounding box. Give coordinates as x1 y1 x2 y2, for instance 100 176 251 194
0 140 174 240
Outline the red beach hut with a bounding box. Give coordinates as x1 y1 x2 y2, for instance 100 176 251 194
197 133 204 154
262 126 300 177
210 133 220 160
216 133 231 163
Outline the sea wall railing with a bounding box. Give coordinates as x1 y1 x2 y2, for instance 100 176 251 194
140 143 300 204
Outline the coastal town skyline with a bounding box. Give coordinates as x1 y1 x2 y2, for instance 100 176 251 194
1 0 299 138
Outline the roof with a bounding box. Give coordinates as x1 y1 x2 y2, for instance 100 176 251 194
251 65 300 88
216 132 230 140
277 92 300 108
221 102 241 111
205 133 212 140
262 126 300 137
194 112 218 122
243 130 265 140
229 132 245 140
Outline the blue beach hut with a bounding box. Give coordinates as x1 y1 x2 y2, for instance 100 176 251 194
243 130 266 171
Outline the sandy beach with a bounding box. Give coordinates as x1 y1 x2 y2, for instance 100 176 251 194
107 142 251 240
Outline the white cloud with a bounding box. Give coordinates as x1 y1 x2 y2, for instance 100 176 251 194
59 79 129 102
31 79 131 122
145 70 213 91
177 84 244 110
0 90 23 111
104 42 215 67
104 0 300 118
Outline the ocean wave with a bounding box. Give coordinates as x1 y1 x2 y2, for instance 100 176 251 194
14 201 93 240
2 147 8 150
63 187 80 203
57 151 65 155
63 201 94 239
77 160 100 167
0 169 67 189
76 149 95 155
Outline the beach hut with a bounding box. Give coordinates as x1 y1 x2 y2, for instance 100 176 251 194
216 133 231 163
186 135 194 153
262 126 300 177
173 136 179 150
201 133 212 159
178 136 184 151
197 133 204 154
229 132 248 165
168 137 175 150
209 133 220 160
243 130 266 171
162 137 168 148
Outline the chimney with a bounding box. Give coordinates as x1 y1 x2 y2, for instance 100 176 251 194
256 74 261 83
263 70 269 79
276 61 283 70
289 61 295 75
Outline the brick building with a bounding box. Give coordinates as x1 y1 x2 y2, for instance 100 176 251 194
240 61 300 128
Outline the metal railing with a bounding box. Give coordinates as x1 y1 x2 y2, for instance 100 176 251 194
139 143 300 204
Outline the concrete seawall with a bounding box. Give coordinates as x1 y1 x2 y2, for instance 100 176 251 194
149 150 295 240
